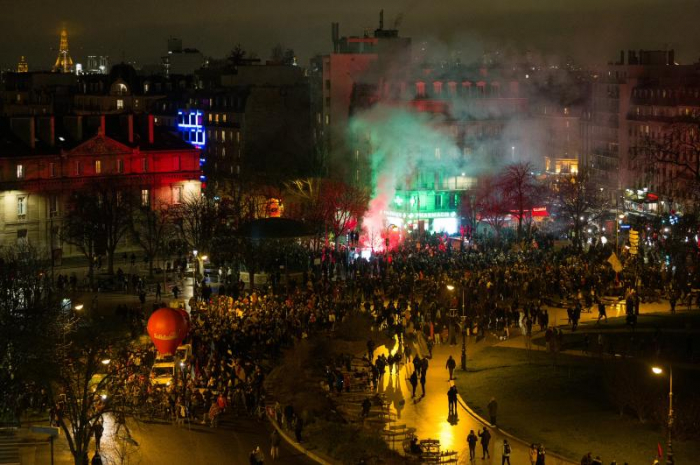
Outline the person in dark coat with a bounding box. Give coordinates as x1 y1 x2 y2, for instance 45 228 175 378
487 397 498 426
467 430 478 459
478 427 491 459
409 370 418 398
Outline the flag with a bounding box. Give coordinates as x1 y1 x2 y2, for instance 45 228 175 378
657 442 663 458
608 253 623 273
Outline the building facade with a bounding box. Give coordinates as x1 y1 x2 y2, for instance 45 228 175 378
0 114 201 259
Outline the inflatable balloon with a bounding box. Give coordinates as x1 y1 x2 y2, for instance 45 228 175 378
147 308 187 355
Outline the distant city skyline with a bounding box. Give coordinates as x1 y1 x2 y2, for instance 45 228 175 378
2 0 700 71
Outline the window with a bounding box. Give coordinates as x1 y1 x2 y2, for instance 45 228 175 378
173 186 184 204
435 148 441 159
49 195 59 217
17 196 26 219
221 130 226 142
222 114 227 123
49 162 56 178
74 161 81 176
16 164 24 179
215 114 219 123
141 189 150 207
117 159 124 174
116 99 124 110
95 160 101 174
435 195 442 209
142 158 148 172
236 132 241 143
17 229 27 245
221 147 226 158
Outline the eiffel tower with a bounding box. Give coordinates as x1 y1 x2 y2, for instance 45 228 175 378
53 28 74 73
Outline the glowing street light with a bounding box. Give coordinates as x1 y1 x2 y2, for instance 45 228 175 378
101 359 111 366
446 284 455 291
74 304 84 311
652 365 674 465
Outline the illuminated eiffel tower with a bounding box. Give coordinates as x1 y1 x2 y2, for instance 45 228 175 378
53 28 74 73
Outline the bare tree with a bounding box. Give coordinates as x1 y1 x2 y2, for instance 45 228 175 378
62 181 135 279
499 162 541 242
476 175 509 239
130 202 173 277
633 120 700 206
171 194 222 254
319 179 368 250
553 168 608 251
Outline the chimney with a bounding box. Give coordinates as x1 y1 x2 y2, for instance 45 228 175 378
379 9 384 30
668 49 675 65
331 22 340 53
99 115 106 135
619 50 624 65
148 114 154 144
37 116 55 146
128 114 134 143
10 117 36 149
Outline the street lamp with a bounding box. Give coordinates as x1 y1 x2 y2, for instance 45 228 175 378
447 283 467 371
652 365 674 465
192 250 198 301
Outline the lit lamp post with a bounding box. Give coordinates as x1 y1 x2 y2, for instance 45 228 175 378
652 366 674 465
447 284 467 371
192 250 198 300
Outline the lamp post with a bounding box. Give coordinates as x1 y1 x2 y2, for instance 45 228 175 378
447 284 468 371
652 366 674 465
192 250 198 302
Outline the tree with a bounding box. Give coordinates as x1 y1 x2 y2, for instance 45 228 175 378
499 162 541 242
633 119 700 207
171 194 222 254
553 168 608 251
319 179 367 249
63 181 135 282
270 43 296 65
0 244 63 425
475 175 509 239
130 202 173 277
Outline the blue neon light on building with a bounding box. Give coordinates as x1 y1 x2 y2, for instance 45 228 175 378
177 110 206 148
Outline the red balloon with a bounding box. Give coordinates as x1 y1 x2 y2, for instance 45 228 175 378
147 308 187 355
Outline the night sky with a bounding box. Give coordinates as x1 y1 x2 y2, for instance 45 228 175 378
2 0 699 70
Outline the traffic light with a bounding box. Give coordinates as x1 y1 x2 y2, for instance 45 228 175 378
629 229 639 255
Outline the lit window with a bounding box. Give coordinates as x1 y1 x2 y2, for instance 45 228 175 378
74 161 81 176
116 99 124 110
435 148 441 159
49 162 56 178
17 196 26 218
208 113 212 122
117 159 124 173
173 186 183 204
141 189 150 206
222 114 227 123
95 160 101 174
221 130 226 142
16 164 24 179
215 114 219 123
222 147 226 158
236 132 241 143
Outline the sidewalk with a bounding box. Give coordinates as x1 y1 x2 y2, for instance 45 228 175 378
376 337 576 465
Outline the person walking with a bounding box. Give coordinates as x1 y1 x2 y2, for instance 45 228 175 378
536 445 546 465
502 439 511 465
529 444 538 465
155 282 162 301
597 300 607 323
419 370 426 398
409 370 418 398
488 397 498 426
172 285 180 299
270 429 280 460
478 426 491 459
445 355 456 380
467 430 478 460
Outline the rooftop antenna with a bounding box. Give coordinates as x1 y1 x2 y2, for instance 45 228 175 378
379 9 384 30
